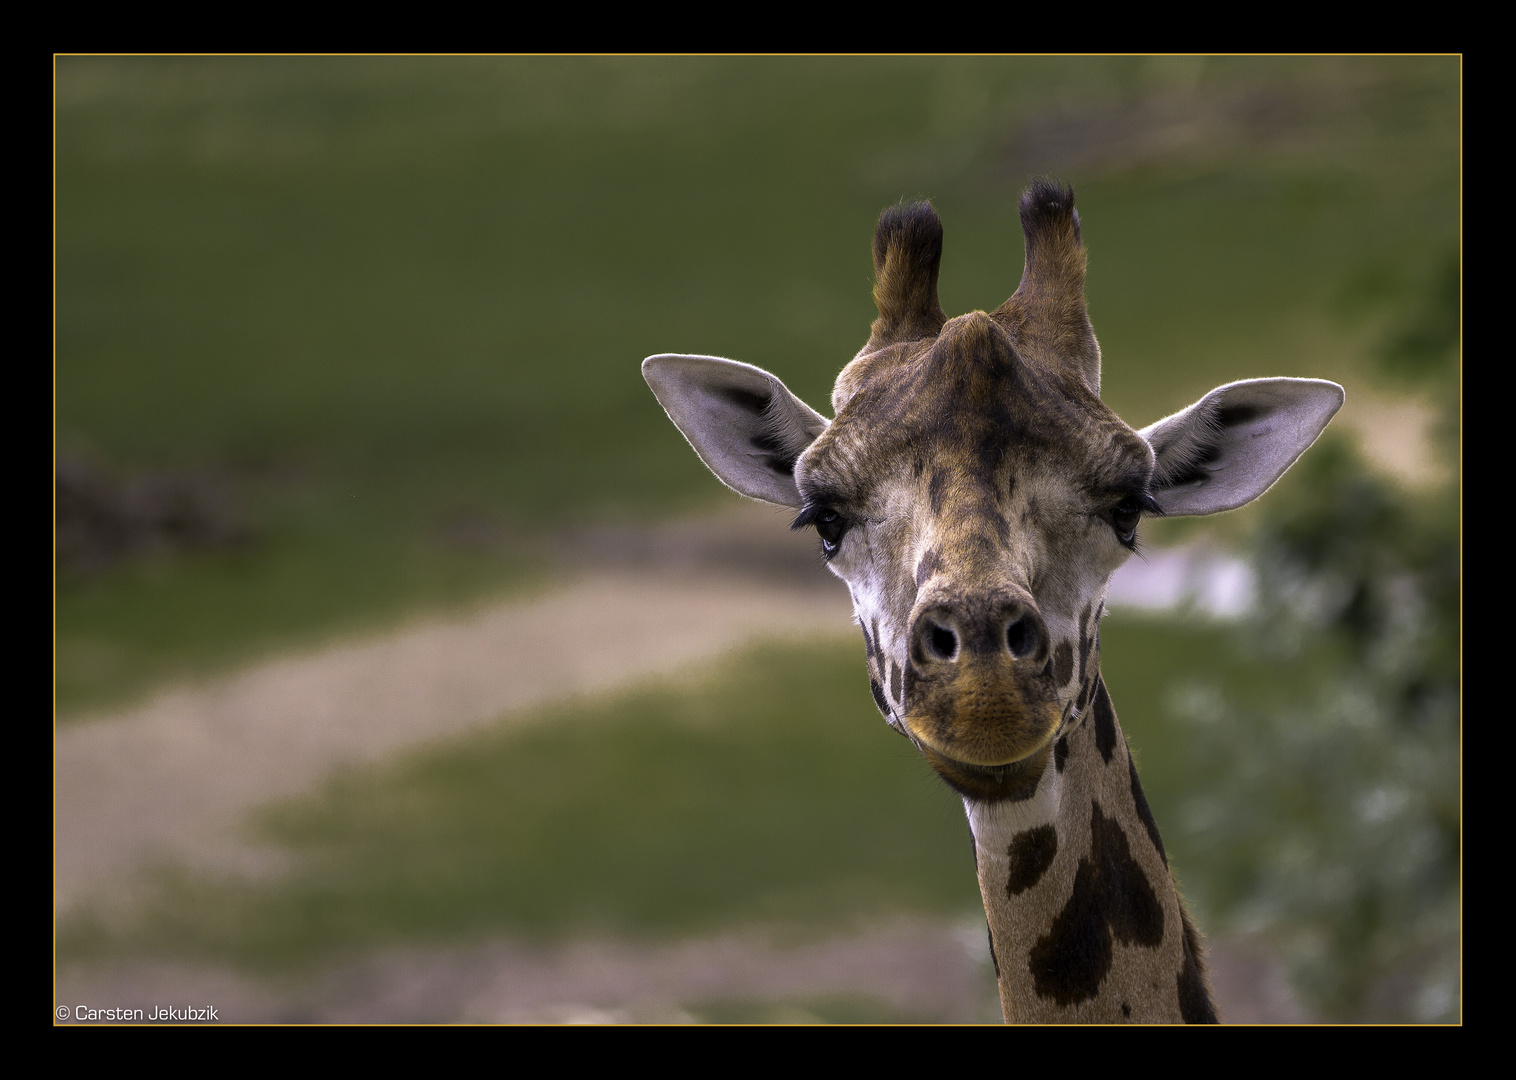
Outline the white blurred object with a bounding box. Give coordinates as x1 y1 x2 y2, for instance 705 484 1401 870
1107 544 1256 619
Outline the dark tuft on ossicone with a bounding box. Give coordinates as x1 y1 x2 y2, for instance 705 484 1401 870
868 201 948 348
873 201 944 276
1019 178 1081 245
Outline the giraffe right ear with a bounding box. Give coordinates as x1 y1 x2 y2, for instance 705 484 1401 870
1139 377 1345 516
642 354 830 508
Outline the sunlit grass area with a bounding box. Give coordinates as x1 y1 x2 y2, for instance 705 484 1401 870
59 618 1291 973
55 56 1459 715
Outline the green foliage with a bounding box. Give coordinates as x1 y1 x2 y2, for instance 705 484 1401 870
1169 258 1460 1021
1379 252 1460 387
1377 251 1462 473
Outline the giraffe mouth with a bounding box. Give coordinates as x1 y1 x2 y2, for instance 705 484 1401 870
903 713 1060 769
899 662 1063 768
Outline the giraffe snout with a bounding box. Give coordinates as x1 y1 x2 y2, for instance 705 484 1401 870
909 593 1049 670
900 590 1061 767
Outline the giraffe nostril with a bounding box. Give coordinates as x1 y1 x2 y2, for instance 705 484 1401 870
928 624 958 661
1006 615 1042 660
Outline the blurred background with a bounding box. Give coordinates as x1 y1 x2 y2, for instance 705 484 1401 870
55 56 1459 1023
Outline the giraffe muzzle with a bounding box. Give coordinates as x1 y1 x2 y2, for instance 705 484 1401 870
901 595 1060 767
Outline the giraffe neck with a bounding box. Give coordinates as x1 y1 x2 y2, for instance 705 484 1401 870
964 670 1218 1023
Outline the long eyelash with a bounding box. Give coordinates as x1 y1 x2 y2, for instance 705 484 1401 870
790 506 822 531
1119 492 1160 553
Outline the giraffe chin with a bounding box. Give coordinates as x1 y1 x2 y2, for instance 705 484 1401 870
916 740 1053 805
901 704 1061 769
899 649 1062 770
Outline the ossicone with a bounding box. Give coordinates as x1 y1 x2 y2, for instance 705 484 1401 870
993 178 1100 395
868 200 947 349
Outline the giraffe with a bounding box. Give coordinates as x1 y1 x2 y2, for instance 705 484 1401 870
642 181 1343 1023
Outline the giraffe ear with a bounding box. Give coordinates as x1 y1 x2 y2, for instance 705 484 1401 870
1139 378 1345 516
642 354 830 508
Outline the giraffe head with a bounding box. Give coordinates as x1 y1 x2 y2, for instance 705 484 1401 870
645 181 1342 801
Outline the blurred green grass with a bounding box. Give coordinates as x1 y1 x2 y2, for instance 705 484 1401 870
54 56 1460 716
59 619 1286 972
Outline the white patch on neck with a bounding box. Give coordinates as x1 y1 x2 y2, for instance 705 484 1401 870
962 754 1063 850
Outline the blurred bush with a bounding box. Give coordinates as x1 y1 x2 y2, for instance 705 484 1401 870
55 456 251 576
1174 255 1459 1021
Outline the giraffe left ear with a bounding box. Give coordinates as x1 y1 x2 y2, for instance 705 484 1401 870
1139 378 1345 516
642 354 830 508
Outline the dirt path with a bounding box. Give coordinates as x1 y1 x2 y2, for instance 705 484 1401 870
55 571 853 910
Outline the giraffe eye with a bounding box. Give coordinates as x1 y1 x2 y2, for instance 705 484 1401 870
1111 498 1142 547
814 509 847 554
791 503 852 557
